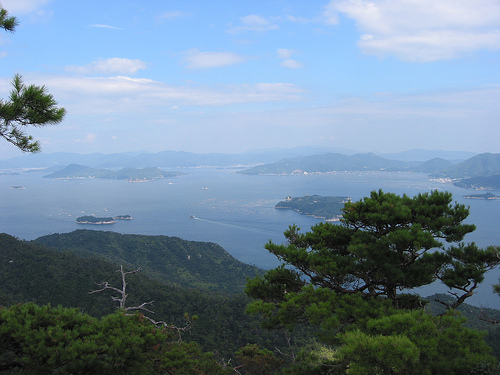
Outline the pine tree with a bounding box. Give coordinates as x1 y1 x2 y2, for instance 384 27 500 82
0 7 65 153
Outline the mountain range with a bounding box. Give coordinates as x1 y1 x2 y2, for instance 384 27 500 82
0 147 477 169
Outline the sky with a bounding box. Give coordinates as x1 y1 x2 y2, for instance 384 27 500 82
0 0 499 158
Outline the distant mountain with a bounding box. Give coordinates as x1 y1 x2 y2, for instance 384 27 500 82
380 149 477 162
43 164 185 180
245 145 359 157
431 153 500 179
410 158 454 173
0 149 353 169
237 153 413 175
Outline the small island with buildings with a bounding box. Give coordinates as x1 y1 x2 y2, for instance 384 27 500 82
114 215 133 220
76 215 116 225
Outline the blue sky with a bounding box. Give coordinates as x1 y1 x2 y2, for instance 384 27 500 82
0 0 499 158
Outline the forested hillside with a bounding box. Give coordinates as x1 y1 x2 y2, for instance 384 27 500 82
0 233 290 359
34 230 263 294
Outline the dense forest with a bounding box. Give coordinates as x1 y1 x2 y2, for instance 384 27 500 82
0 233 295 364
34 230 264 294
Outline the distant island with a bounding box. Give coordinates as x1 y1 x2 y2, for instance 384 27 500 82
43 164 186 181
462 192 500 200
114 215 133 220
76 216 116 225
275 195 350 221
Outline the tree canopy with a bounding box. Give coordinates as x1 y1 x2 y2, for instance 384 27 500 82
0 7 18 32
0 303 230 374
245 190 499 373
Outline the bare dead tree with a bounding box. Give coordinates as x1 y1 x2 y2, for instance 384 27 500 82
89 265 194 340
274 330 296 362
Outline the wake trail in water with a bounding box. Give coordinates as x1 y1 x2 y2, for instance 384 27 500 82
192 217 282 237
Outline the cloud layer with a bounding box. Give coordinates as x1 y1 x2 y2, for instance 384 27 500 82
325 0 500 61
66 58 148 76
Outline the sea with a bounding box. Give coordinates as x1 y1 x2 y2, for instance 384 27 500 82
1 167 500 308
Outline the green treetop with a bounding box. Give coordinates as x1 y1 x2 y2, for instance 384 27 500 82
248 190 498 316
246 190 499 374
0 7 18 32
0 303 230 374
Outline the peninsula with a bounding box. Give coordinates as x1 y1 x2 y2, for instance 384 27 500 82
275 195 350 221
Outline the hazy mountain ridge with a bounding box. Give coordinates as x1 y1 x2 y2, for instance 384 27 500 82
238 153 420 175
0 147 477 170
237 152 500 190
380 149 477 162
410 157 455 173
431 153 500 179
427 153 500 190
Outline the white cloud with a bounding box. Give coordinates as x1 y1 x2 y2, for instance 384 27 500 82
325 0 500 61
227 14 279 33
277 48 294 59
183 49 247 69
286 15 314 24
26 74 304 116
66 58 148 76
280 59 303 69
89 24 123 30
277 49 303 69
157 11 188 21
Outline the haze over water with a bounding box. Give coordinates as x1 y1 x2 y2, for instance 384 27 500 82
1 167 499 308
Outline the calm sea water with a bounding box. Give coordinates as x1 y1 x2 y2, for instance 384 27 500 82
1 168 499 307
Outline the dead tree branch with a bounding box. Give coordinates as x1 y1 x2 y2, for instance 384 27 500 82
89 265 194 340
